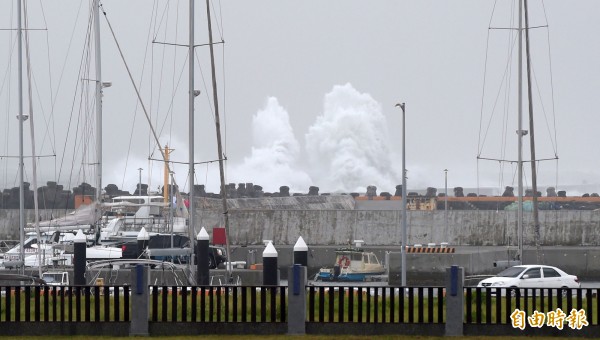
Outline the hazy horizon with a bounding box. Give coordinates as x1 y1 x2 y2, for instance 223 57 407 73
1 1 599 199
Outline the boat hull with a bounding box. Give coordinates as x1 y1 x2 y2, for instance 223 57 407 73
317 271 385 282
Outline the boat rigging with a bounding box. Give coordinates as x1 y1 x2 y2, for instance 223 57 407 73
476 0 560 263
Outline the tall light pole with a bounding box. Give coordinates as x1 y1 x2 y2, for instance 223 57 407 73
138 168 143 196
396 102 407 287
444 169 448 239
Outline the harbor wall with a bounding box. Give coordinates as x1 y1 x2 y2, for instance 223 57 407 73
1 208 600 247
224 244 600 283
196 209 600 247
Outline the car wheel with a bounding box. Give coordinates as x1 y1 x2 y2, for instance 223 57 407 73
208 255 216 269
510 286 520 298
561 286 569 298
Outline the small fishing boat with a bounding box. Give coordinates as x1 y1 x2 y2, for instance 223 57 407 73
316 247 386 282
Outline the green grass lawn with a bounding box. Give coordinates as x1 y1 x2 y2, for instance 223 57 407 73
0 336 584 340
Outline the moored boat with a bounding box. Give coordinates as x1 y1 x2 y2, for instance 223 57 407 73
316 247 386 282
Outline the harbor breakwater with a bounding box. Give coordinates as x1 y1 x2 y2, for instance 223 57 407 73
194 196 600 247
1 195 599 247
2 195 600 282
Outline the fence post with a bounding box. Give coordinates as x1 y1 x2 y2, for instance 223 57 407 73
130 264 149 336
445 265 464 336
287 264 306 335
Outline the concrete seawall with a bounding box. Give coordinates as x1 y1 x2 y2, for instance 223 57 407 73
226 244 600 284
3 195 599 284
1 201 600 247
196 209 600 247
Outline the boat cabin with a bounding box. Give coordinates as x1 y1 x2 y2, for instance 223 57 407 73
335 248 381 271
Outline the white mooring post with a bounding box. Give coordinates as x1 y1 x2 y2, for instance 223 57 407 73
196 227 210 285
293 236 308 267
263 242 279 286
137 227 149 259
73 229 86 286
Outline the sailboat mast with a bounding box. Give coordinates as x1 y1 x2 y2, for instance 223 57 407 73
94 0 103 206
523 0 541 262
188 0 196 264
517 0 524 263
205 0 232 282
22 6 43 277
17 0 26 275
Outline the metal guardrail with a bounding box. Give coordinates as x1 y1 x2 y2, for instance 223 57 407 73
149 285 286 323
307 286 445 323
464 286 599 326
0 285 130 322
1 283 598 337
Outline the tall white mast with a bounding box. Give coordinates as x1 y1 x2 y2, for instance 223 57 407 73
23 10 43 277
517 0 524 263
188 0 196 264
94 0 103 205
17 0 26 274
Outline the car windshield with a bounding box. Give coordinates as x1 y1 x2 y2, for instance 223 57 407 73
496 266 526 278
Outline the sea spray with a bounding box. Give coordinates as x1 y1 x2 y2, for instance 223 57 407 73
305 83 399 193
228 97 311 193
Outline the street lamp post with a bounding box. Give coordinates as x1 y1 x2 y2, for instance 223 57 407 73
395 102 407 287
138 168 143 196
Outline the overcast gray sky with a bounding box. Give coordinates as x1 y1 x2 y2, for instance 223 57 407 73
1 0 599 196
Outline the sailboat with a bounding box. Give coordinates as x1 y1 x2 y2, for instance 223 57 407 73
8 0 45 277
2 0 122 269
0 0 74 272
478 0 556 267
0 1 203 274
59 0 234 285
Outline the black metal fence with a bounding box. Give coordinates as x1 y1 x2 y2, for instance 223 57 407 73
149 285 287 322
0 285 447 325
307 286 445 323
464 287 600 326
1 283 599 336
0 285 129 322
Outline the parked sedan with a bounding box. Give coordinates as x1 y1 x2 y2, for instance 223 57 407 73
477 265 580 295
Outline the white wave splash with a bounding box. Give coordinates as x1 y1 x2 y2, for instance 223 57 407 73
228 97 312 193
305 83 399 193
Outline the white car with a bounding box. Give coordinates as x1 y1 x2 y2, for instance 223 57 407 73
477 265 580 295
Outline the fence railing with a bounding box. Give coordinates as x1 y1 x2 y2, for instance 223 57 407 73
307 286 445 323
1 282 598 336
464 287 599 326
149 285 287 322
0 285 129 322
1 285 446 325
